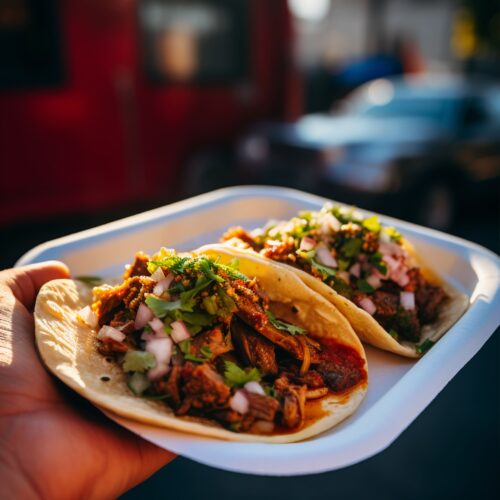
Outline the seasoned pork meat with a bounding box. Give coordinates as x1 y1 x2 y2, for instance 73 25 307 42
231 319 278 375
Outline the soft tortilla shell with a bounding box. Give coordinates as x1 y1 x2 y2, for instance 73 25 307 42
220 241 468 358
35 254 367 443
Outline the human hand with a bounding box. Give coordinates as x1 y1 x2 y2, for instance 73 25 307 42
0 262 175 499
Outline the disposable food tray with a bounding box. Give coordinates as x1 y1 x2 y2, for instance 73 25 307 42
18 186 500 475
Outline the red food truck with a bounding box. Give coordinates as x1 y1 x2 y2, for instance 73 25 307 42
0 0 301 225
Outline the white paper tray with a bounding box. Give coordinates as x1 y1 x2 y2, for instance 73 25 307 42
18 186 500 476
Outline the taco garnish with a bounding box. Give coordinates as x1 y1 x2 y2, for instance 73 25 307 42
35 247 368 442
221 204 468 357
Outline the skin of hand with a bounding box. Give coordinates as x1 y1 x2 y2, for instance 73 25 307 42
0 262 175 499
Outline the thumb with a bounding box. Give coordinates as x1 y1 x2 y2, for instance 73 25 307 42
0 261 70 310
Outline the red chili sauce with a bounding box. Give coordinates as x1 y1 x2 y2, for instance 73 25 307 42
318 338 367 393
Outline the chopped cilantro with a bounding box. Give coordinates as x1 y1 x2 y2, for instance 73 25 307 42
340 238 362 258
184 353 206 363
265 310 306 335
178 310 214 326
200 346 213 359
416 339 435 354
356 279 375 294
145 296 181 318
178 339 191 354
369 252 388 274
216 287 237 317
197 258 225 283
385 227 403 243
75 275 103 286
310 257 337 279
338 259 351 271
388 329 399 340
224 361 261 387
362 215 381 233
122 351 156 373
179 278 212 312
202 295 218 315
331 276 352 298
147 252 190 275
264 385 277 398
186 324 202 335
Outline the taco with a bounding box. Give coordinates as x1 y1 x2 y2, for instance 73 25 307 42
220 204 468 358
34 248 367 443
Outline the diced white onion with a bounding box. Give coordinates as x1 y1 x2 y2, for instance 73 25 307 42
77 306 98 328
97 325 126 342
382 254 399 272
392 269 410 287
379 229 391 244
150 267 166 282
170 320 191 343
153 273 174 295
299 236 316 251
349 262 361 278
379 242 404 257
321 212 341 232
146 337 173 365
229 390 249 415
134 303 154 330
337 271 350 284
359 297 377 315
400 291 415 310
148 317 165 335
244 381 265 396
316 246 338 268
251 420 274 434
366 274 382 289
147 362 170 381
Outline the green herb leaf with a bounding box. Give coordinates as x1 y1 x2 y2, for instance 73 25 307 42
362 215 381 233
179 278 212 312
369 252 388 274
147 254 190 275
216 259 248 281
388 329 399 340
338 259 351 271
198 258 225 283
178 339 191 354
75 275 103 286
200 346 213 359
224 361 261 387
176 311 215 326
216 287 237 317
145 296 181 318
122 351 156 373
186 325 202 335
202 295 218 315
265 310 306 335
356 279 375 294
341 238 363 258
416 339 435 354
264 385 277 398
310 258 337 279
385 227 403 243
184 353 206 363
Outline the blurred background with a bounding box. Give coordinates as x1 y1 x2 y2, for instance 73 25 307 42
0 0 498 498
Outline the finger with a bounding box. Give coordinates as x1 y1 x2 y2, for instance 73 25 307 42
0 261 70 310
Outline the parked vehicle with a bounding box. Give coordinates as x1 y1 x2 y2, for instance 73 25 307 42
238 75 500 229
